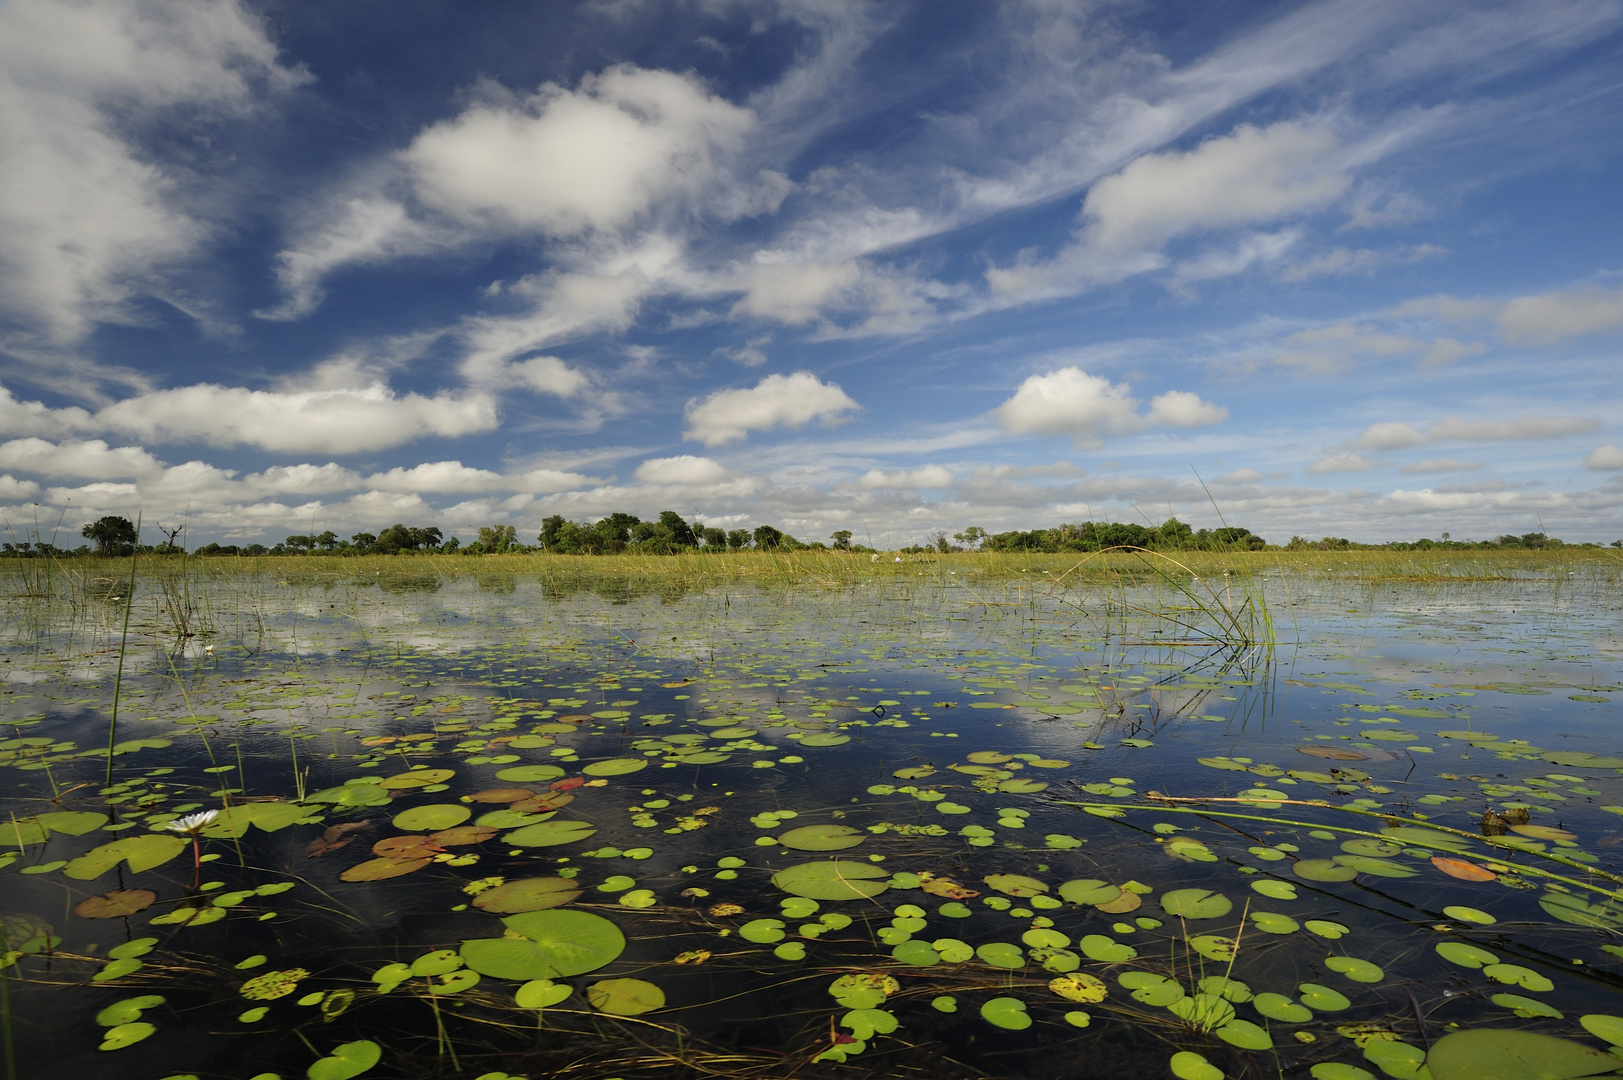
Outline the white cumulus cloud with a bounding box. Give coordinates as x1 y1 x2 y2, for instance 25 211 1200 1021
684 372 859 447
857 465 955 490
634 455 730 485
1351 415 1599 451
993 367 1226 447
1306 452 1374 475
1585 444 1623 471
0 0 305 345
95 382 499 454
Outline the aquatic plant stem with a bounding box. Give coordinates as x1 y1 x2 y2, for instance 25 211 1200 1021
103 520 141 789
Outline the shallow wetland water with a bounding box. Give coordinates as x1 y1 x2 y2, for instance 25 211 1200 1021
2 554 1621 1080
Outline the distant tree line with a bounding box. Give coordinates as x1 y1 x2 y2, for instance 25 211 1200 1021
2 513 1617 558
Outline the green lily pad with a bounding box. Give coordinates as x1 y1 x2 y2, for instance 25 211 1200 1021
740 918 786 943
583 758 646 776
1298 983 1351 1011
1436 942 1498 969
1249 911 1299 935
892 939 941 966
461 909 625 979
932 938 974 962
1334 854 1419 878
976 941 1025 969
1252 993 1312 1023
587 977 664 1015
307 1040 381 1080
1324 956 1384 983
379 768 455 789
63 834 187 880
1579 1015 1623 1046
409 949 463 976
1483 964 1554 992
1215 1019 1273 1050
515 979 571 1008
1311 1065 1374 1080
1493 993 1562 1018
1427 1030 1621 1080
829 973 898 1008
98 1021 156 1051
495 765 566 783
1294 859 1358 882
504 820 598 847
1079 934 1137 962
1119 972 1185 1006
1442 906 1496 925
985 873 1048 897
778 824 865 851
96 995 165 1026
1364 1039 1427 1079
1160 889 1232 919
472 877 582 913
980 996 1031 1030
1305 919 1349 939
391 804 470 831
771 860 891 900
33 811 109 835
1188 935 1236 962
1058 879 1121 906
1170 1051 1224 1080
1251 879 1299 900
799 733 850 747
775 941 807 960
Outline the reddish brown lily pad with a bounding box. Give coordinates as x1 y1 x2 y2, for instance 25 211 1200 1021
75 889 157 919
510 792 575 813
430 825 500 846
372 835 444 859
467 787 535 804
1297 746 1369 761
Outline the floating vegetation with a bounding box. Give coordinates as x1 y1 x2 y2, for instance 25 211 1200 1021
0 553 1620 1078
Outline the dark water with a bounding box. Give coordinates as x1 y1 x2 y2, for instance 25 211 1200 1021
2 564 1621 1080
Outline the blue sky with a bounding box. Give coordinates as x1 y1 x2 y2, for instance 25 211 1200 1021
2 0 1621 547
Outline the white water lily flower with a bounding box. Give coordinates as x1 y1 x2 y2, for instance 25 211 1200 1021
165 809 222 834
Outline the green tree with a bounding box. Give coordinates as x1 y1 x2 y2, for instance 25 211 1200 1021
477 524 517 552
952 526 986 550
830 529 852 550
658 510 696 548
752 524 783 550
82 516 138 557
701 526 727 548
726 529 750 550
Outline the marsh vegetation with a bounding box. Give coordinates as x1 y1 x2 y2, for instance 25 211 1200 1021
1 549 1620 1080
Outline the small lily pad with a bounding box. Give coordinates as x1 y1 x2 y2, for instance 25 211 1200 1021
583 758 646 777
471 878 581 914
1215 1018 1273 1050
391 804 470 831
778 824 865 851
1253 993 1313 1023
1048 973 1107 1003
505 820 599 847
307 1039 381 1080
771 860 890 900
1298 983 1351 1011
587 977 664 1015
980 996 1031 1030
1170 1051 1224 1080
1324 956 1384 983
1160 889 1232 919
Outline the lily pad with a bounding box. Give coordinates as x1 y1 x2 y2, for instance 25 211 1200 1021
583 758 646 776
505 820 599 847
985 873 1048 897
1493 993 1562 1018
1059 879 1121 906
515 979 571 1008
1249 911 1299 935
1298 983 1350 1011
339 856 431 881
63 834 187 880
1252 993 1312 1023
893 939 941 966
976 941 1025 969
1294 859 1358 882
1048 973 1107 1003
1215 1019 1273 1050
587 977 664 1015
391 804 470 831
1435 941 1498 969
1119 972 1184 1006
980 996 1031 1030
98 1021 156 1051
1427 1030 1621 1080
1324 956 1384 983
1079 934 1137 962
461 909 625 979
307 1040 381 1080
379 768 455 789
471 877 582 913
495 765 566 783
1160 889 1232 919
778 824 865 851
771 860 891 900
75 889 156 919
1171 1051 1224 1080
